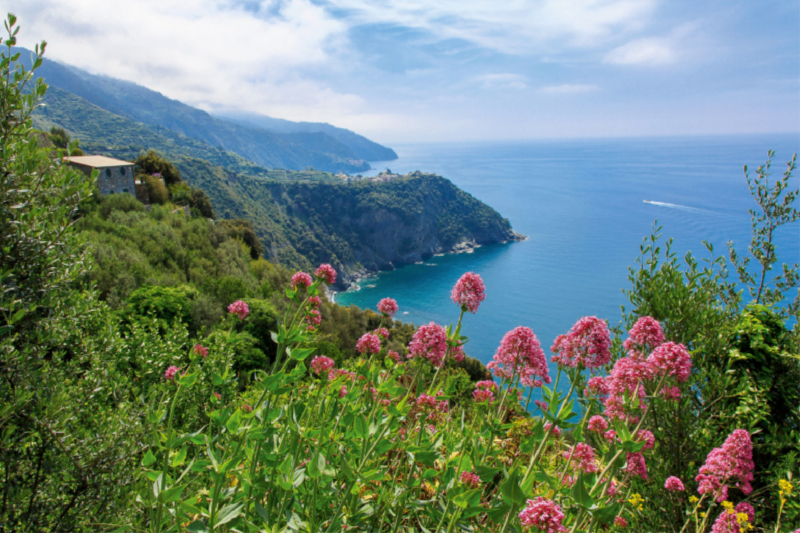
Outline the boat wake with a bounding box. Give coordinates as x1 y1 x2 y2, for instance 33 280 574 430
643 199 711 214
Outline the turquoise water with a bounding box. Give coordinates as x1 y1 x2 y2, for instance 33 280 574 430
338 135 800 398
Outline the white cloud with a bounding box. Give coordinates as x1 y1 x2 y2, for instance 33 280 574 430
539 83 599 94
473 73 528 90
6 0 366 121
323 0 658 53
603 37 675 65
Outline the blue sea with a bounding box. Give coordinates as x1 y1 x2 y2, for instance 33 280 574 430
337 134 800 400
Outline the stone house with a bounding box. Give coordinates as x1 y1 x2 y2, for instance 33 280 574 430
64 155 149 203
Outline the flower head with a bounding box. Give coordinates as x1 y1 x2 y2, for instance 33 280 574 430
387 350 402 363
624 316 665 352
735 502 754 524
228 300 249 319
311 355 335 376
460 470 482 489
550 316 612 369
450 271 486 313
562 443 599 473
487 326 550 387
647 341 692 383
696 429 754 502
473 380 497 404
194 344 208 358
625 452 648 479
375 327 390 340
407 322 447 368
164 366 180 381
314 264 336 285
614 516 628 528
588 415 609 433
665 476 685 492
356 333 382 355
518 497 567 533
377 297 399 317
291 271 313 290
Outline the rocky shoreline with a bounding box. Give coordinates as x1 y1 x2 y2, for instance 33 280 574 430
330 231 527 295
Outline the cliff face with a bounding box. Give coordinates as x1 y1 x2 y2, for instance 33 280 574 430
176 161 522 289
260 172 523 288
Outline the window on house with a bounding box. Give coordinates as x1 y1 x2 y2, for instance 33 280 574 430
105 168 112 178
122 188 129 194
119 167 126 176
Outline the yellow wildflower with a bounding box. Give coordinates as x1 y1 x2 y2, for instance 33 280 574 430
722 501 733 510
628 493 645 512
689 496 699 504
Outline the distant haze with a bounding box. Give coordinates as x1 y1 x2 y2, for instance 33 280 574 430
6 0 800 144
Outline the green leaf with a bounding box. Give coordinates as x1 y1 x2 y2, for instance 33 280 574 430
171 447 187 468
500 469 526 506
178 372 198 387
485 503 512 524
453 488 483 509
254 501 270 524
339 455 355 480
186 520 207 532
213 502 243 527
289 347 315 361
142 450 157 467
588 502 622 525
158 484 185 503
211 373 224 386
226 409 241 434
571 472 594 508
354 416 368 439
307 452 326 479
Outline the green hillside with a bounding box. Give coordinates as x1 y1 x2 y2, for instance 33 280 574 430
23 48 381 172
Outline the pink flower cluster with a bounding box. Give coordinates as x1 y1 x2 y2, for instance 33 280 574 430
407 322 447 368
551 316 612 369
562 443 599 473
356 333 382 355
387 350 402 363
291 271 313 290
311 355 335 376
518 497 567 533
623 316 665 353
450 272 486 313
228 300 249 319
314 264 336 285
587 415 608 433
377 297 399 317
487 326 550 388
647 341 692 383
194 344 208 358
636 429 655 450
164 366 180 381
624 452 648 479
710 503 755 533
696 429 754 502
460 471 481 489
304 296 322 331
473 380 497 404
451 343 466 362
664 476 685 491
375 327 390 340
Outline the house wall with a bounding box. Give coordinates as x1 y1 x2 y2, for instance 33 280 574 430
68 163 137 196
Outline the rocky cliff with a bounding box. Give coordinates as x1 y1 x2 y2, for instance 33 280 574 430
257 172 524 288
175 161 523 289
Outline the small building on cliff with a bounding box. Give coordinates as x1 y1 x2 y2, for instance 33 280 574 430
64 155 148 203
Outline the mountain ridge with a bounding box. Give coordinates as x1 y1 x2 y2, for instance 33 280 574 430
20 47 395 173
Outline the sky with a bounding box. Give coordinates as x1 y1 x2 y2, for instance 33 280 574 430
6 0 800 144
